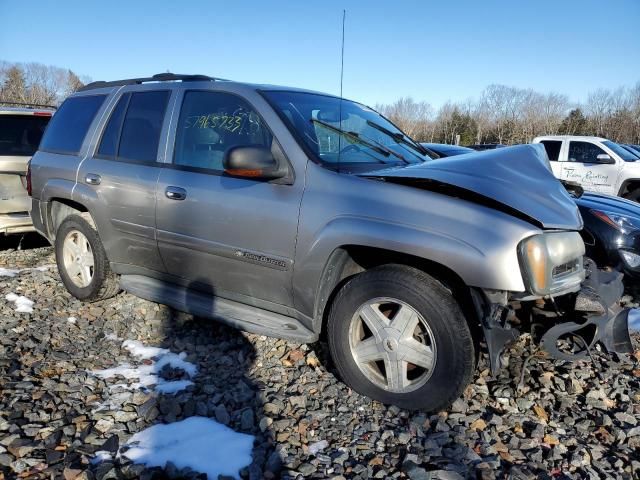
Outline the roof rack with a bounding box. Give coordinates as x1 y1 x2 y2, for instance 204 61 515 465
0 101 57 109
79 73 223 92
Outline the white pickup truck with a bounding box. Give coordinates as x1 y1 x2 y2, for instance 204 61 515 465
533 135 640 200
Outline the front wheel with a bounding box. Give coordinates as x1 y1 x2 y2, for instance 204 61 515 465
55 215 120 302
327 265 475 411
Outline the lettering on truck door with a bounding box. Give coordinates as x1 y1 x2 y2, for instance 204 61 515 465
563 141 615 194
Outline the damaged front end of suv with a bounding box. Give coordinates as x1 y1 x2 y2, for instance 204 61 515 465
364 144 639 374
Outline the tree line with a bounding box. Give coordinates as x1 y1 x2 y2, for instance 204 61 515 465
376 82 640 146
0 60 89 108
1 60 638 146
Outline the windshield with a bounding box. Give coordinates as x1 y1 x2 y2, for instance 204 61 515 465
603 140 639 162
0 114 50 156
622 144 640 157
262 91 434 170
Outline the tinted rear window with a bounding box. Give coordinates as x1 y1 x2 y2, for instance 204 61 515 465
40 95 106 155
0 115 50 156
117 91 169 163
540 140 562 161
97 93 129 158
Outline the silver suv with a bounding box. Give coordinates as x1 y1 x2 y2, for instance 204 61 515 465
29 74 638 411
0 105 53 234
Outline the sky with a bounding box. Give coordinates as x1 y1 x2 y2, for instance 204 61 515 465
1 0 638 108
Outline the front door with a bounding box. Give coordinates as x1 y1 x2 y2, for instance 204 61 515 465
155 89 303 309
76 87 172 271
561 141 617 194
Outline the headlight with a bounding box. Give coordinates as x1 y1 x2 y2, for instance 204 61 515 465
591 209 640 234
519 232 585 296
620 249 640 268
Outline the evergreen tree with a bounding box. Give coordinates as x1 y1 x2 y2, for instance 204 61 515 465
559 108 589 136
0 66 27 103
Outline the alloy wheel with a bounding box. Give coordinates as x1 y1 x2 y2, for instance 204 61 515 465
348 297 437 393
62 230 94 288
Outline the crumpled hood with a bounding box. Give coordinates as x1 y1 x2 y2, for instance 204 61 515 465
360 143 582 230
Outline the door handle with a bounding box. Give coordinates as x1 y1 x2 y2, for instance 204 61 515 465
165 186 187 200
85 173 101 185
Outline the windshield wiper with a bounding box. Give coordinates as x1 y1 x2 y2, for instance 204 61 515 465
311 119 408 163
365 120 430 156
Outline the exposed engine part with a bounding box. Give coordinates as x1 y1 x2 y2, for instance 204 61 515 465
540 259 638 361
475 258 639 374
471 289 519 376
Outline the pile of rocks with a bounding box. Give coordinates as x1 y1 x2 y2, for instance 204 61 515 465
0 242 638 479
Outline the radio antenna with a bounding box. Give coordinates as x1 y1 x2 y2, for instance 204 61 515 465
337 9 346 173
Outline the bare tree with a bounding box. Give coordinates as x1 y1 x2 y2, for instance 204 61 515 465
377 81 638 145
585 88 613 137
0 60 89 107
376 97 434 141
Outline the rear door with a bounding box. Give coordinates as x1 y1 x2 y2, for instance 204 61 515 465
76 85 173 271
155 88 303 309
0 112 50 214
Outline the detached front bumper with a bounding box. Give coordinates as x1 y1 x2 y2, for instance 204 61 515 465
477 258 639 375
540 259 639 361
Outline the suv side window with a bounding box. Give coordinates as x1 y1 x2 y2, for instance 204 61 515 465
568 141 607 163
40 95 106 155
97 93 129 158
174 91 273 172
540 140 562 161
98 90 169 163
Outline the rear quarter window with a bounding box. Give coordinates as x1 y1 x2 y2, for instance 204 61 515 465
0 115 50 156
40 95 107 155
117 90 169 163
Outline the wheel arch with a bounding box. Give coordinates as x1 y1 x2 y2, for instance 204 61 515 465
48 198 93 240
617 178 640 198
313 245 481 342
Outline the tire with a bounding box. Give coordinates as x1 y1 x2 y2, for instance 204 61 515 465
55 215 119 302
623 188 640 202
327 264 475 412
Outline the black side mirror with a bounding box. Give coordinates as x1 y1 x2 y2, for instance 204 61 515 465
223 145 286 180
596 153 615 164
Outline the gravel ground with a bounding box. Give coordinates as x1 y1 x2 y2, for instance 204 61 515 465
0 236 638 480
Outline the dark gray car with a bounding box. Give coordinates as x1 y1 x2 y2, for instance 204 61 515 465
28 73 638 411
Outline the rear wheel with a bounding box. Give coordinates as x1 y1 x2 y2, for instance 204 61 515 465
327 264 475 411
55 215 119 302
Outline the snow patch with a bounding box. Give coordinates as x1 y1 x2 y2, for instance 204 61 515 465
91 450 114 464
5 293 34 313
0 264 54 277
123 339 169 360
0 268 20 277
155 380 194 394
121 417 253 479
91 339 197 394
67 317 77 324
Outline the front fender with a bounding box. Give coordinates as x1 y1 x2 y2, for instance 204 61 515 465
293 214 538 319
